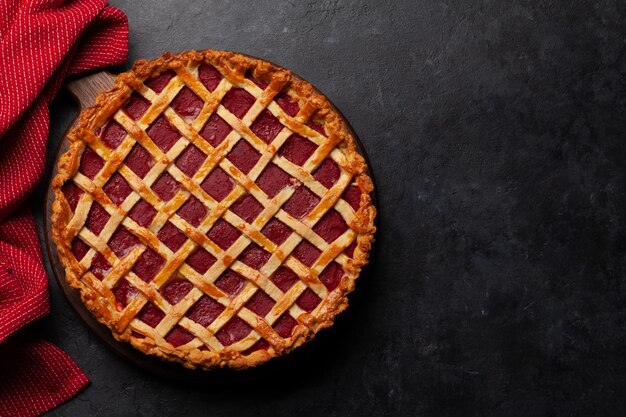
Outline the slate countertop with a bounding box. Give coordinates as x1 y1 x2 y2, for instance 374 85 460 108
33 1 626 416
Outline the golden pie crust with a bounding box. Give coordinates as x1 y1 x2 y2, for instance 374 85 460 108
51 49 376 370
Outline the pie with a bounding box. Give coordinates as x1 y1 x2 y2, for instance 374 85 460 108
51 49 376 369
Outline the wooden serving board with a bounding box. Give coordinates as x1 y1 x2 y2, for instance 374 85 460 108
43 70 378 383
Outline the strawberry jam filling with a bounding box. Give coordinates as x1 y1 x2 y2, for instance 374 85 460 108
79 147 104 179
128 200 157 228
86 203 110 235
108 227 140 258
207 219 241 249
283 186 320 219
273 313 297 338
170 86 203 119
312 209 348 243
201 166 234 201
146 116 181 153
185 295 224 326
152 172 180 201
112 279 138 309
306 121 326 136
342 185 361 210
71 238 89 261
245 290 275 316
62 182 83 212
166 325 194 347
230 194 263 223
198 63 222 92
246 72 269 89
261 218 292 245
99 120 126 149
157 222 187 252
175 144 206 177
177 195 207 227
238 243 271 269
292 240 321 267
124 144 154 178
185 247 216 274
296 288 321 312
216 317 251 346
244 339 270 354
161 278 193 305
214 270 246 296
103 173 132 206
132 248 164 282
199 113 231 147
275 92 299 117
145 70 175 93
90 253 111 280
137 302 165 327
270 266 299 292
256 163 292 198
124 93 150 120
319 261 344 291
250 109 283 143
226 140 260 174
221 88 255 118
344 240 357 258
278 134 317 166
312 158 340 189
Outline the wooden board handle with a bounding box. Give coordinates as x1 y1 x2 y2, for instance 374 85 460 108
66 71 116 109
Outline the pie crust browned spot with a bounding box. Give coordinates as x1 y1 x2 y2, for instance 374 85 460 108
51 49 376 370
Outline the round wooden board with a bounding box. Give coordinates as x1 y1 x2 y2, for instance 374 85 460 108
43 69 379 383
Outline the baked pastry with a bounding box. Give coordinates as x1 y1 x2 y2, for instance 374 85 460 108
51 49 376 369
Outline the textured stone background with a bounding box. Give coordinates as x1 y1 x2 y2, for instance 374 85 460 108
33 0 626 416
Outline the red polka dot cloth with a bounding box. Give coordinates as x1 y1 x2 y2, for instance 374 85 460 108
0 1 128 416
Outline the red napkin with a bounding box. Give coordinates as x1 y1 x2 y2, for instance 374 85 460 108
0 1 128 416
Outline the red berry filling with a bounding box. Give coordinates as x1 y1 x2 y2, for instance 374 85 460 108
214 269 246 296
270 266 299 292
175 144 206 177
161 278 193 305
166 325 194 347
313 158 340 188
342 185 361 210
222 88 255 118
90 253 111 280
344 241 357 258
99 120 126 149
238 243 271 269
146 116 181 153
319 262 344 291
296 288 321 312
128 200 157 228
246 72 269 89
62 182 83 212
226 140 260 174
250 109 283 143
292 240 321 267
186 295 224 326
273 313 297 338
198 63 222 92
275 92 299 117
125 144 154 178
199 113 231 147
85 203 110 235
306 121 326 136
124 93 150 120
103 172 132 206
312 209 348 243
79 147 104 179
108 227 140 258
261 218 292 245
177 195 207 227
112 279 138 309
282 186 320 219
207 219 241 250
278 134 317 166
157 222 187 252
71 238 89 261
244 339 270 354
256 163 292 198
245 290 275 316
230 194 263 223
200 166 234 201
185 247 216 274
132 247 164 282
152 172 180 201
216 317 252 346
137 302 165 327
145 70 175 93
171 86 203 119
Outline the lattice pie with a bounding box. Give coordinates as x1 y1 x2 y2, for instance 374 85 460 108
52 50 376 369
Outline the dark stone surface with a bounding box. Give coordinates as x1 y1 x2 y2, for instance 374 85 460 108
32 0 626 415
